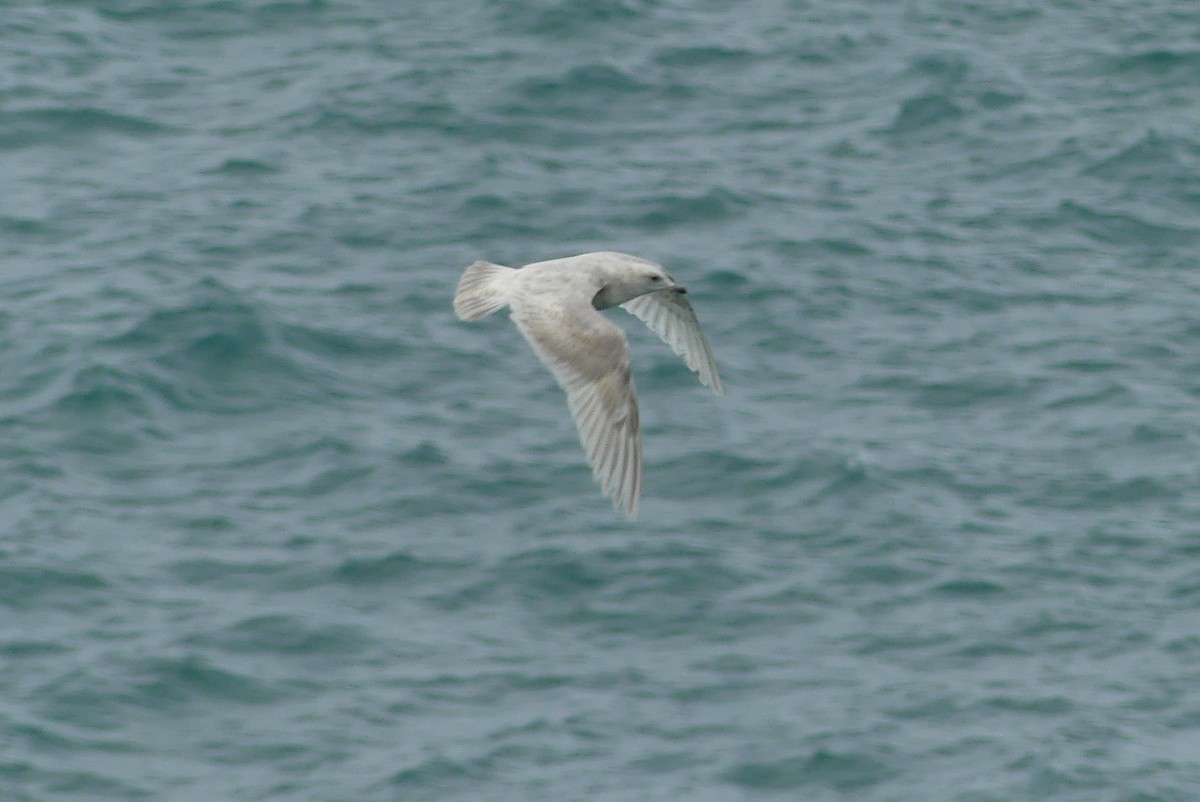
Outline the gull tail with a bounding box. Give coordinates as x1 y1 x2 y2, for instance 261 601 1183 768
453 260 516 321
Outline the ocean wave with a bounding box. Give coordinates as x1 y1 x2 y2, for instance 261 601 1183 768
334 551 467 587
723 749 897 792
653 45 757 69
101 278 360 414
1054 200 1200 247
430 545 764 639
125 654 289 708
612 187 753 231
887 93 965 134
0 107 168 150
493 0 647 37
195 614 377 658
1082 130 1200 188
517 63 652 103
1111 48 1200 79
0 564 109 611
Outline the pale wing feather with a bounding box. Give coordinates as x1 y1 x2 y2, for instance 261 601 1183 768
509 298 643 517
621 291 723 394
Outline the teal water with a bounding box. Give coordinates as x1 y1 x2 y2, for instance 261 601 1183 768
4 2 1200 800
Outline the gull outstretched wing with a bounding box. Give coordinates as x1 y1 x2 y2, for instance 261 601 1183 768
510 298 643 517
621 291 723 394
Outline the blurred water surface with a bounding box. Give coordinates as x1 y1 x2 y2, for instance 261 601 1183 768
3 1 1200 800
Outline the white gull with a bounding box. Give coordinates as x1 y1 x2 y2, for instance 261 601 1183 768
453 251 722 518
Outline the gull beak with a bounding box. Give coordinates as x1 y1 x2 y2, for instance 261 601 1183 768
673 284 687 295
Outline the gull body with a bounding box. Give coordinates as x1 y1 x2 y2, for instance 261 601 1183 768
452 251 722 518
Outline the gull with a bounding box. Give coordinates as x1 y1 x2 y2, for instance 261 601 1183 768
453 251 722 518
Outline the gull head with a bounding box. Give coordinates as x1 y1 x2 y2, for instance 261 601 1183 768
589 252 686 310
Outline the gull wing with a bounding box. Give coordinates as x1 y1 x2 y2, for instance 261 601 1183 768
509 298 643 518
621 291 723 394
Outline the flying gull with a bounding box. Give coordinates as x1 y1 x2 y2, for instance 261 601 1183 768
453 251 722 518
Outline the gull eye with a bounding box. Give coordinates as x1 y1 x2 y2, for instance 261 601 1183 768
649 275 661 282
